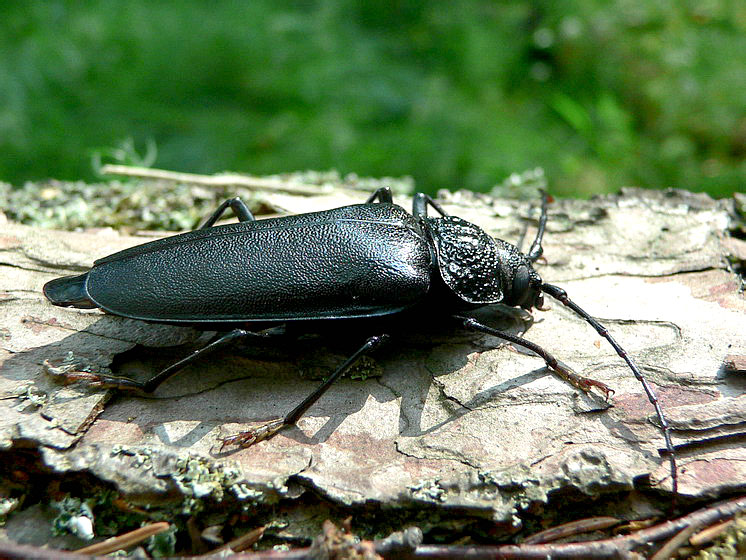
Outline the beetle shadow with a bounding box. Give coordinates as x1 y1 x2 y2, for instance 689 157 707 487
4 304 545 452
249 303 542 447
381 305 558 441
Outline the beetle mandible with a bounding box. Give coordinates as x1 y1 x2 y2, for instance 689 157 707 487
43 188 677 495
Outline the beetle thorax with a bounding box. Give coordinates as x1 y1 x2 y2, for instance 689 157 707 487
425 216 542 309
425 216 505 305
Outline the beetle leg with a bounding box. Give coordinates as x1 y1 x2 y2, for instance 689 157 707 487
456 315 614 400
63 329 267 393
199 197 255 229
220 334 389 450
365 187 394 204
413 193 449 218
141 328 271 392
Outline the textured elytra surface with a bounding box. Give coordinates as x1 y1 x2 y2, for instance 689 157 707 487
84 203 432 322
1 185 745 544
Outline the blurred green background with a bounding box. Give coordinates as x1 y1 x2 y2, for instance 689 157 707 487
1 1 744 198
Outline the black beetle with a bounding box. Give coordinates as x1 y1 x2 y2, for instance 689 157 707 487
43 188 677 494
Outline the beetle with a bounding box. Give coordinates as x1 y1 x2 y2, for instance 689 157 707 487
43 187 677 495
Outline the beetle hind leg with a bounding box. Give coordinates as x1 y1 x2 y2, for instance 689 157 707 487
199 197 256 229
55 328 269 394
140 328 263 392
365 187 394 204
219 334 389 450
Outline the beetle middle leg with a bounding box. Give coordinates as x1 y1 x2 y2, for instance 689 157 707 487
366 188 450 217
220 334 389 449
413 192 449 218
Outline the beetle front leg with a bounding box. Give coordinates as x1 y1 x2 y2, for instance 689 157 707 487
456 315 614 400
220 334 389 450
541 283 678 497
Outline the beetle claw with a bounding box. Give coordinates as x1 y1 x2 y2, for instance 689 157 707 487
572 375 614 401
551 361 614 402
582 378 615 401
220 419 287 451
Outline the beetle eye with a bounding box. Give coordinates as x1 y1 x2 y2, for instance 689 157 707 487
512 265 530 298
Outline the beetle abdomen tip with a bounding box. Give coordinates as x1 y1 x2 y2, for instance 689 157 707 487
43 273 97 309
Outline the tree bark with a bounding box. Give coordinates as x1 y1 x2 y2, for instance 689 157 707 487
1 184 744 543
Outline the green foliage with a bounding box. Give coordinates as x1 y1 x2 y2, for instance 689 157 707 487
0 1 743 198
91 137 157 176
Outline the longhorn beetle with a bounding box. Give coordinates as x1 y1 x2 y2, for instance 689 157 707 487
44 188 677 496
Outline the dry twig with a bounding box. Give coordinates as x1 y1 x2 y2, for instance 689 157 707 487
102 164 332 196
0 497 744 558
73 521 170 555
201 525 266 556
688 517 737 547
522 516 620 544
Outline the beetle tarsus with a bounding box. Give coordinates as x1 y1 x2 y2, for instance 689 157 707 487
220 419 287 450
550 360 614 401
70 372 147 392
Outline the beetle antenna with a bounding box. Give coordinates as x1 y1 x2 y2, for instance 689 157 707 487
541 283 678 500
527 190 549 262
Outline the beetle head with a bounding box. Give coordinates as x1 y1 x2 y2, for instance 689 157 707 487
502 252 544 311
